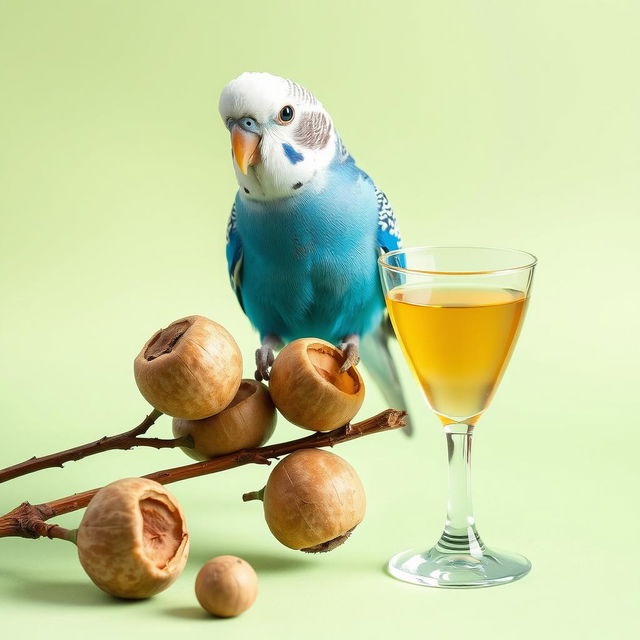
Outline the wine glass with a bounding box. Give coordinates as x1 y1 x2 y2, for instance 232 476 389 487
378 246 536 588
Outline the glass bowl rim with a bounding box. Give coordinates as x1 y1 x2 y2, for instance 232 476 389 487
378 246 537 276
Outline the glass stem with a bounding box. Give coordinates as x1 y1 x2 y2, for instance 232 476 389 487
436 424 485 556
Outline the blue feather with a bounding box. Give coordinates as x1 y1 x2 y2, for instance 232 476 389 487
225 137 411 432
282 143 304 164
225 203 244 311
230 159 385 342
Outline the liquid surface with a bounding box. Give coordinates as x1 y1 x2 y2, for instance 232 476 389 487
386 286 528 424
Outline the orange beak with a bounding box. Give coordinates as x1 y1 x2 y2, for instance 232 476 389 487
231 124 261 175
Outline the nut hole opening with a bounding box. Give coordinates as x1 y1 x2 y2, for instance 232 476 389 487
139 497 183 569
306 345 360 394
144 319 193 361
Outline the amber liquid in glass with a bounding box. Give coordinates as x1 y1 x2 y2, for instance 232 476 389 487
386 285 528 424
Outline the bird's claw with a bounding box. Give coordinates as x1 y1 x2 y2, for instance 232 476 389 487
255 345 275 381
339 342 360 373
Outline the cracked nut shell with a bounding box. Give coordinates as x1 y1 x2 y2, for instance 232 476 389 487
268 338 364 431
134 315 242 419
76 477 189 599
195 555 258 617
262 448 366 552
172 379 277 460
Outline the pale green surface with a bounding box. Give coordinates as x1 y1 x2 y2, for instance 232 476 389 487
0 0 638 637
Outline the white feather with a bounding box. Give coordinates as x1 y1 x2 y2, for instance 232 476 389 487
219 72 337 201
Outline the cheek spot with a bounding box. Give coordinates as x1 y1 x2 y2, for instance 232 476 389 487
244 187 250 194
292 182 303 190
282 143 304 164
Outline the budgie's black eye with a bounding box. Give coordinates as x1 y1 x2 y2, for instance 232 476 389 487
278 105 295 124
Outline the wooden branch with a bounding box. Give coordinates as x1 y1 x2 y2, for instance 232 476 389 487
0 409 406 540
0 409 194 484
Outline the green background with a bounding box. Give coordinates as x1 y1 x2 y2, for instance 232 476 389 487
1 0 638 637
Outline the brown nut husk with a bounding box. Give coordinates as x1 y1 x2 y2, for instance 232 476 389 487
262 448 366 552
76 478 189 599
195 555 258 617
172 379 277 460
268 338 364 431
134 315 242 419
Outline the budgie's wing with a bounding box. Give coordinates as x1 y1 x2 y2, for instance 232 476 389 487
374 185 402 254
360 323 413 435
373 183 404 337
225 202 244 311
362 184 413 434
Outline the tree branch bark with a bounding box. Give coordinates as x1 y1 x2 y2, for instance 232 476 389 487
0 409 406 540
0 409 194 484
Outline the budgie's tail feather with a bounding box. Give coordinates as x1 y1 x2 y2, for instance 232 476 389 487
359 324 413 436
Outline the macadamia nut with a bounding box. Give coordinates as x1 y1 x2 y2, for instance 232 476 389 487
195 555 258 617
77 478 189 599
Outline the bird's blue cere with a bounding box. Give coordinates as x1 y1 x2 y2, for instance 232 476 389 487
282 143 304 164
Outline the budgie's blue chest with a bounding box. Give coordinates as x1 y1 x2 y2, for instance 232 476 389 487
232 163 385 344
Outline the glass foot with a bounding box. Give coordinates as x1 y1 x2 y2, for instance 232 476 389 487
388 546 531 588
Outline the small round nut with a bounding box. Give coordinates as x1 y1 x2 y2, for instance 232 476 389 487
76 478 189 599
134 315 242 419
262 449 366 552
195 555 258 617
268 338 365 431
172 380 276 460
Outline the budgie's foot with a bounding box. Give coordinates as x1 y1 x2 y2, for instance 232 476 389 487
338 334 360 372
255 335 282 381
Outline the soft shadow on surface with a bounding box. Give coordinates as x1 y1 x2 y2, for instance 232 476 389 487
10 578 126 606
163 606 217 620
188 549 311 573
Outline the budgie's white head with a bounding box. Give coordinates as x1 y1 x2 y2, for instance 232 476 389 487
219 72 338 201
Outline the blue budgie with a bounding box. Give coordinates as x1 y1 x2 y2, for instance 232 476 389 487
219 72 411 433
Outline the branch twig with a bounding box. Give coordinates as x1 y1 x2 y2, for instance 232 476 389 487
0 409 194 484
0 409 406 540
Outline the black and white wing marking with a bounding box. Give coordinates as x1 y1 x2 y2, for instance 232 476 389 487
375 185 403 253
